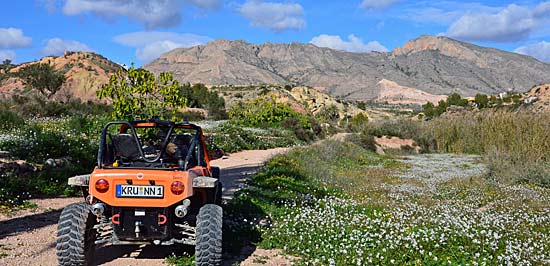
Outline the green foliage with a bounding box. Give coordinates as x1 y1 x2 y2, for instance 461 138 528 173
345 133 377 152
0 95 111 117
422 102 436 119
446 93 469 107
347 112 369 132
474 93 489 108
281 117 322 142
17 63 66 98
366 118 422 140
0 59 14 72
436 99 448 116
97 66 186 120
0 123 97 167
357 101 367 110
209 123 300 153
0 109 25 130
315 104 340 123
229 96 309 128
180 83 227 120
422 111 550 186
217 140 550 265
0 116 105 207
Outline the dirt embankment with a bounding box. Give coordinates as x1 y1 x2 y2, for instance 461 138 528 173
0 148 289 266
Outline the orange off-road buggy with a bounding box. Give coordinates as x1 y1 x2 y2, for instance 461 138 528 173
56 118 224 266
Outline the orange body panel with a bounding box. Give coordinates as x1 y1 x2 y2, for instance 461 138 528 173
89 167 208 207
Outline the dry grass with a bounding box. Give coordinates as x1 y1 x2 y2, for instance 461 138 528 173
423 110 550 186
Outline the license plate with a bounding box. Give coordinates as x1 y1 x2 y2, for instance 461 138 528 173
116 185 164 198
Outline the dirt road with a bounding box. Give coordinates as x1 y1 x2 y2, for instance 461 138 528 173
0 148 288 266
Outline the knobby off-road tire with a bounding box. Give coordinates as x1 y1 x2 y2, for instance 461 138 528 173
56 202 97 266
195 204 223 266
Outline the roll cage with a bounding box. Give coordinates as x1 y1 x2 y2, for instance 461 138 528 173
97 118 210 170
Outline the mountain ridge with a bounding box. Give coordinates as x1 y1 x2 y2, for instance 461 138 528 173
145 35 550 102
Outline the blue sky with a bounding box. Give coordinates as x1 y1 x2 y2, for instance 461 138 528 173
2 0 550 66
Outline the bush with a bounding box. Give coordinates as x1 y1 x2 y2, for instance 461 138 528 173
0 109 25 130
0 95 111 118
366 118 422 140
422 111 550 186
229 96 311 128
284 117 324 142
345 133 377 152
210 123 299 153
17 63 66 98
315 104 339 123
181 83 228 120
97 66 185 120
346 113 369 132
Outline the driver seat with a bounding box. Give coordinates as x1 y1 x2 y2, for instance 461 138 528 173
112 134 141 161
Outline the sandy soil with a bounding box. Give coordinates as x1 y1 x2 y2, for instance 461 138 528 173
0 148 289 266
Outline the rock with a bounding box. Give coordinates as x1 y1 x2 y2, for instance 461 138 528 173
0 159 36 175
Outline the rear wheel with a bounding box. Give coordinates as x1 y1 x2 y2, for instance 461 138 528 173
195 204 222 266
56 202 97 266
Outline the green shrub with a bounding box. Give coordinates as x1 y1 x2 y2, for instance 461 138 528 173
345 133 377 152
97 66 185 120
0 95 110 118
0 109 25 130
181 83 227 120
17 63 66 98
210 123 299 153
315 104 339 123
422 111 550 186
366 118 422 140
346 113 369 132
446 93 469 107
474 94 489 109
229 96 310 128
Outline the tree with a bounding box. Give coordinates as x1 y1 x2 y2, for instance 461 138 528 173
347 112 369 132
474 93 489 109
181 83 227 120
446 93 468 107
1 59 13 72
97 66 186 120
17 63 66 98
422 102 436 119
435 100 448 116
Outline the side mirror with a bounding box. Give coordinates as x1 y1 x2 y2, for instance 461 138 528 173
209 148 224 160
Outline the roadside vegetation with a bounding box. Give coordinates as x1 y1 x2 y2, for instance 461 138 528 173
0 67 323 210
221 140 550 265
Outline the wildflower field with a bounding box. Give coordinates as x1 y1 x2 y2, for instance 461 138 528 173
225 141 550 265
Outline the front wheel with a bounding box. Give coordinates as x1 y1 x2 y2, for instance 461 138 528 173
56 202 97 266
195 204 223 266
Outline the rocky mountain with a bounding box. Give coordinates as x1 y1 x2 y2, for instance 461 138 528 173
145 35 550 102
0 51 120 102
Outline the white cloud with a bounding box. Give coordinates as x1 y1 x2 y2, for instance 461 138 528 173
360 0 398 10
113 31 213 62
447 3 550 42
310 34 388 53
42 38 93 56
62 0 183 29
399 2 500 25
514 41 550 62
0 50 16 62
0 28 32 49
238 1 305 32
185 0 221 9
